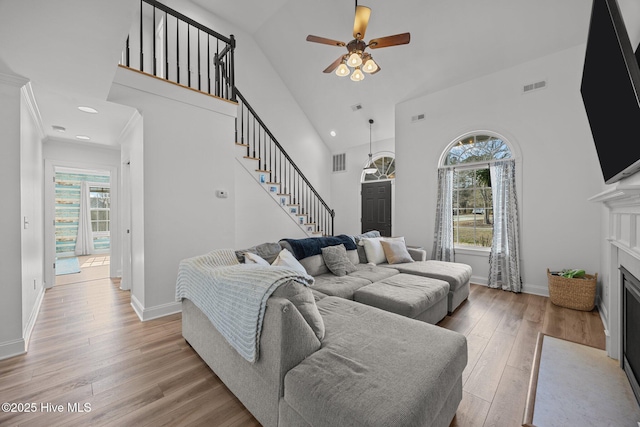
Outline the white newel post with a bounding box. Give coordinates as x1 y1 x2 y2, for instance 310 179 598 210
590 185 640 360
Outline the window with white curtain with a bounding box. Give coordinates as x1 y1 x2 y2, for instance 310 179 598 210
442 134 512 249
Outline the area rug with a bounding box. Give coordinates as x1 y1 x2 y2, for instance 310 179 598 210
56 257 81 275
523 333 640 426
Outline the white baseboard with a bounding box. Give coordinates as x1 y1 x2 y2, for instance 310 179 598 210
471 279 549 296
131 294 181 322
0 338 26 361
23 286 45 350
471 275 488 285
131 294 144 321
522 282 549 297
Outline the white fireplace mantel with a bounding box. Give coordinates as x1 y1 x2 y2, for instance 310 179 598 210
589 185 640 206
590 184 640 360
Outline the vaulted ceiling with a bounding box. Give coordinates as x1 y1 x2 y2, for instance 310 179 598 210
2 0 639 152
193 0 602 151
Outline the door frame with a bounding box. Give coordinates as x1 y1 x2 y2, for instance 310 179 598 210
44 159 121 288
360 179 395 236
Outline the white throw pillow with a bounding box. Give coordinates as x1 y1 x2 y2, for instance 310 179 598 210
361 237 409 265
380 238 414 264
360 237 387 265
244 252 270 266
271 248 308 275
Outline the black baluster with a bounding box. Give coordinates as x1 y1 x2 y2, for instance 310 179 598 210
139 0 143 71
187 25 191 87
164 11 168 79
126 35 130 67
197 30 201 90
176 18 180 83
153 6 156 75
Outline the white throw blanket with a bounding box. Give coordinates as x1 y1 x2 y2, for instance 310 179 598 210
175 249 314 362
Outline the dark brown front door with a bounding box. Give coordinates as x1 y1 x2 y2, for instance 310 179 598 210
361 181 392 236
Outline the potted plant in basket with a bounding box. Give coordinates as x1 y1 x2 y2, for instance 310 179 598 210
547 268 597 311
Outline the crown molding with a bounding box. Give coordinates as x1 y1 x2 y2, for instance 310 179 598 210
0 72 29 87
117 109 142 143
20 83 46 139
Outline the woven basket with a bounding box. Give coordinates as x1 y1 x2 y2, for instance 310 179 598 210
547 269 597 311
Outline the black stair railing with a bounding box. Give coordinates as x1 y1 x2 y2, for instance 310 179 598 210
235 88 335 236
122 0 333 235
121 0 235 102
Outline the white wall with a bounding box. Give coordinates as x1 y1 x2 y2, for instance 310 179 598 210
118 113 143 293
20 85 45 346
395 44 603 295
109 66 237 320
331 137 395 236
0 73 29 359
234 159 308 248
161 0 333 205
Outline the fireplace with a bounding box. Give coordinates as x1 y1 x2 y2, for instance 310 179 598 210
622 265 640 405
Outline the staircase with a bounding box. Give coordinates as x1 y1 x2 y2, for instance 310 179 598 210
121 0 334 237
233 88 334 237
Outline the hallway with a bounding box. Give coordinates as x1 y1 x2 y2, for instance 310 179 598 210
55 255 111 286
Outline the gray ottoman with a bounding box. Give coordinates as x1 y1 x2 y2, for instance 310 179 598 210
385 260 472 313
354 273 449 324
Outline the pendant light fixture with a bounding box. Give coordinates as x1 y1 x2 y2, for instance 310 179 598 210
363 119 377 174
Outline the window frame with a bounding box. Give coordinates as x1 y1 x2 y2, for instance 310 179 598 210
452 165 494 249
438 131 519 252
88 182 111 238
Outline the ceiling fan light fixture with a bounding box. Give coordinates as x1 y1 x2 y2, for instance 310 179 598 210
351 67 365 82
348 52 363 67
363 58 378 73
335 63 350 77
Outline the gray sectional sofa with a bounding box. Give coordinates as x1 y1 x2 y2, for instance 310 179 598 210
179 233 472 427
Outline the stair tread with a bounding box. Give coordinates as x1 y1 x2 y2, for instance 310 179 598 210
266 182 280 185
256 169 271 173
277 193 290 196
243 155 259 161
235 142 249 147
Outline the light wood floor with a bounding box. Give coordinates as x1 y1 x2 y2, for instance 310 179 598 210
0 281 605 427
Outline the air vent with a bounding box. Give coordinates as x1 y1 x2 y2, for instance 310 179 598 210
351 103 363 112
411 113 426 123
523 80 547 93
333 153 346 172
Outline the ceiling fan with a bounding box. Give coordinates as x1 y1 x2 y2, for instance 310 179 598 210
306 1 410 81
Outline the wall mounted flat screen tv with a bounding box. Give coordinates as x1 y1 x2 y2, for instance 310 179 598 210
581 0 640 184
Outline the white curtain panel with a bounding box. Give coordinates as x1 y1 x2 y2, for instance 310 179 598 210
75 181 95 256
432 168 455 261
488 159 522 292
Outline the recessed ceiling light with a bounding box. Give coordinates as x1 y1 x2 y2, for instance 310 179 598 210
76 135 91 140
78 106 98 114
52 125 66 132
330 130 337 137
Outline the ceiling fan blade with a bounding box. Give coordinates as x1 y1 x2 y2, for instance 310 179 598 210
323 55 346 73
306 35 346 47
353 5 371 40
368 32 411 49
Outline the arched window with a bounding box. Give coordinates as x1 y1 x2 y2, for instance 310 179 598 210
362 154 395 182
440 133 512 248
